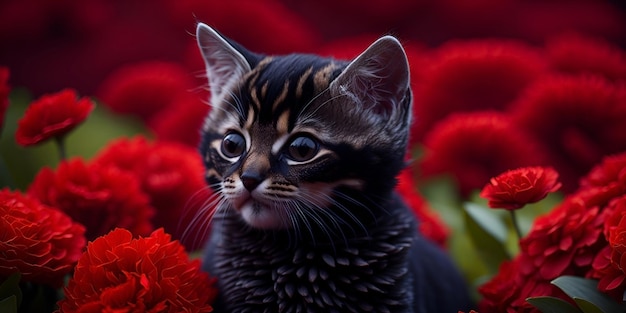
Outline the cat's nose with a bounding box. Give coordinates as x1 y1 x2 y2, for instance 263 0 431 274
241 172 264 191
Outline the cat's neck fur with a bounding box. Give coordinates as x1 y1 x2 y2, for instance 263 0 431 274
205 194 417 312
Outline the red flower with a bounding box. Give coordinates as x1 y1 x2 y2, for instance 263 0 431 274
92 136 212 250
27 158 154 240
149 95 210 147
168 0 321 54
15 88 95 146
479 195 608 312
418 111 548 197
521 197 606 280
396 168 449 247
478 259 523 313
511 75 626 192
96 61 195 122
290 0 427 38
57 228 217 313
479 254 568 313
480 166 561 210
410 39 546 142
0 189 86 288
547 33 626 82
0 66 9 130
580 152 626 192
589 196 626 300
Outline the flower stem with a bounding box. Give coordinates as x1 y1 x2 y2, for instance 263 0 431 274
55 136 67 161
510 210 523 242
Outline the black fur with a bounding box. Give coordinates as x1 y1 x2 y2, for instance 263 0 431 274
195 23 473 312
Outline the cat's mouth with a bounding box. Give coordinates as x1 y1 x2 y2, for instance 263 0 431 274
232 196 288 229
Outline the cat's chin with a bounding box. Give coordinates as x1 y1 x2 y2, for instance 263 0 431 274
238 199 289 230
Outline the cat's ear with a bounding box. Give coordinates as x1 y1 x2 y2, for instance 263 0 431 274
196 23 251 105
329 36 410 118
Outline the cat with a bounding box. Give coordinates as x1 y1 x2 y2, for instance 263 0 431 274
195 22 473 313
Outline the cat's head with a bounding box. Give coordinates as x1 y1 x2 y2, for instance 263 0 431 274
196 23 412 230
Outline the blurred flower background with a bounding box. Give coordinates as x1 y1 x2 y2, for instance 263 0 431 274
1 0 626 312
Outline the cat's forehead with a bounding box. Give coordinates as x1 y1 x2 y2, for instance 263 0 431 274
221 55 346 132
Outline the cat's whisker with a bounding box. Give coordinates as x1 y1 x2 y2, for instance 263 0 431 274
215 94 244 123
179 185 226 249
299 188 371 240
294 200 336 250
225 89 247 121
289 200 321 247
283 201 304 248
297 92 347 124
296 85 331 121
330 189 377 225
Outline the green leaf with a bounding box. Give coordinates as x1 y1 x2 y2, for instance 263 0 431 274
0 273 21 313
574 298 606 313
0 295 18 313
463 202 510 271
552 276 626 313
0 153 15 189
0 273 21 309
527 296 582 313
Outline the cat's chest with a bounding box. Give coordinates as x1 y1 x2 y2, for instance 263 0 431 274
210 211 417 313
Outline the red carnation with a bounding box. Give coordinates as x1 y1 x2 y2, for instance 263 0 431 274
410 39 546 142
479 254 567 313
511 75 626 192
418 111 548 197
521 197 606 280
589 196 626 300
168 0 321 54
480 166 561 210
479 196 606 312
547 33 626 82
0 189 86 288
27 158 154 240
149 95 210 147
96 61 195 123
92 136 212 250
57 228 216 313
15 88 95 146
0 66 9 130
580 152 626 192
478 259 522 313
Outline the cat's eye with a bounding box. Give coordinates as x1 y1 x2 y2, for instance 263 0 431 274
221 132 246 158
286 136 319 162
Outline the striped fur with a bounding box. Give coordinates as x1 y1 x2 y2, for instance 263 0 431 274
195 23 471 312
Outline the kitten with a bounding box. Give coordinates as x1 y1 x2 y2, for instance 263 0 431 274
195 23 472 313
